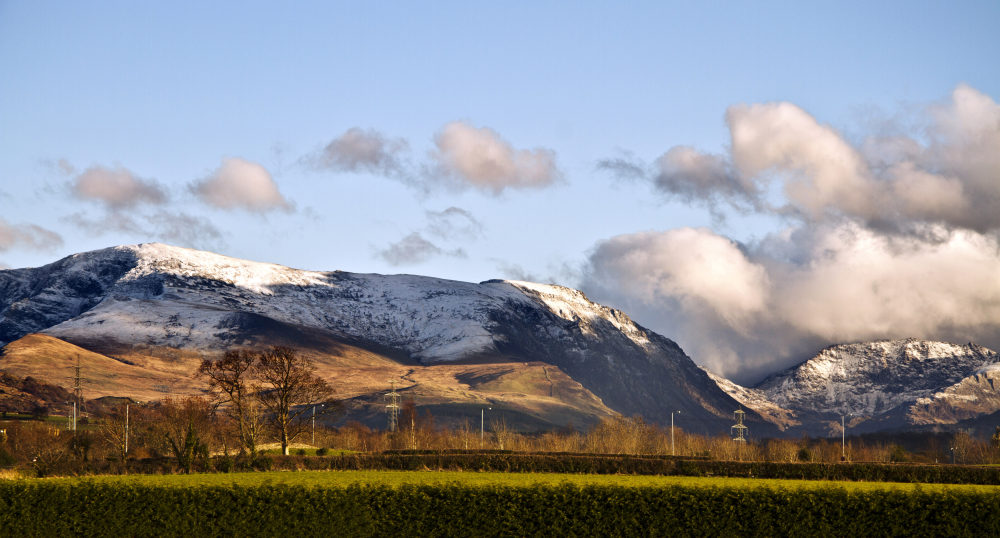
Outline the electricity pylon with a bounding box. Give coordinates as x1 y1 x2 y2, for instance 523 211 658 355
385 380 400 432
731 408 749 460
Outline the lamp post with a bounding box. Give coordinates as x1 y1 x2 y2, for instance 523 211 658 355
311 404 324 446
671 411 681 456
841 413 852 461
480 406 492 441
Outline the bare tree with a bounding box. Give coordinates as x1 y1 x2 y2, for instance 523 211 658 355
252 347 334 456
198 350 266 455
100 403 132 462
154 397 214 473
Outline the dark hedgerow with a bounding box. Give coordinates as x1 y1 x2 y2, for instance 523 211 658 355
1 481 998 536
20 452 1000 485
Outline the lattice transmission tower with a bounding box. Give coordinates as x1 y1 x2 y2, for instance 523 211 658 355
385 380 401 432
71 354 87 414
731 408 749 460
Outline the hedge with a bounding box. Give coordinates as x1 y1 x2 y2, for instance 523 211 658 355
22 452 1000 484
1 481 998 536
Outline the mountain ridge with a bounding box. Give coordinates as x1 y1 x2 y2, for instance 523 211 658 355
0 243 761 434
711 338 1000 436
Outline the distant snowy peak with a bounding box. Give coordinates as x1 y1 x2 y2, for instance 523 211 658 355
756 338 1000 416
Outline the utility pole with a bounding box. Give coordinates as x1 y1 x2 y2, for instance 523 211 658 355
72 401 77 432
671 410 681 456
125 403 129 456
312 406 316 446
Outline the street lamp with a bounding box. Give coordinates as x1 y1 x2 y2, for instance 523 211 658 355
480 406 492 441
671 411 681 456
311 404 324 446
840 413 855 461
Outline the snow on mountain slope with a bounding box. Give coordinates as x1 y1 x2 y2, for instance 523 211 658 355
756 339 999 417
507 281 651 348
908 364 1000 425
2 243 532 361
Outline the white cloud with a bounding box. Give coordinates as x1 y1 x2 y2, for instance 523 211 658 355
601 84 1000 233
430 121 561 194
586 228 770 335
192 157 292 212
726 101 879 221
72 165 168 208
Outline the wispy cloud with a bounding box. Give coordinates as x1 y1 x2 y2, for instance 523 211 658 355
311 127 409 177
0 217 63 252
425 207 483 241
64 211 224 251
376 232 466 266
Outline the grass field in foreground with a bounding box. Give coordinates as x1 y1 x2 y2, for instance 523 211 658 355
27 470 1000 493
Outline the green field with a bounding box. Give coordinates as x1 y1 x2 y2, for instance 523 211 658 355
29 469 1000 493
6 470 1000 536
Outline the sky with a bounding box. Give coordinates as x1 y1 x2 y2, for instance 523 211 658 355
2 1 999 384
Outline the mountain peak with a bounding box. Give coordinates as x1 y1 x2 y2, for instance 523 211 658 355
754 338 1000 420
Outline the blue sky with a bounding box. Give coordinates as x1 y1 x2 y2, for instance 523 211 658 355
2 1 999 380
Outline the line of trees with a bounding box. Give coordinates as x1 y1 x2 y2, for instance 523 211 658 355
6 345 1000 475
7 410 1000 478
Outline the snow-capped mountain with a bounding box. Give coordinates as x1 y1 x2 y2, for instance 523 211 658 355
713 339 1000 435
0 243 759 433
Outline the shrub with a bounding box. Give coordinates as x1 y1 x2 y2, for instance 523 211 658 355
252 455 273 471
0 447 15 468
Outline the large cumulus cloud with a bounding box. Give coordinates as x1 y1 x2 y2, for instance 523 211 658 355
588 85 1000 383
584 224 1000 384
